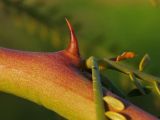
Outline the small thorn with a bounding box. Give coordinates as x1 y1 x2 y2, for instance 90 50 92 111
65 18 80 58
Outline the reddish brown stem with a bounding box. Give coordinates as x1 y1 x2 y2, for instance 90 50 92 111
0 19 158 120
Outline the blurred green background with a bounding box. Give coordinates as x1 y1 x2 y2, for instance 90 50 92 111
0 0 160 119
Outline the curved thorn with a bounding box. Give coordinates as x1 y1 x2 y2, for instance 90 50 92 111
139 54 150 72
65 18 80 58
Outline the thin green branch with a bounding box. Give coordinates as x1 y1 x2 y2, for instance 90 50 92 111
98 58 160 95
100 58 160 83
86 56 107 120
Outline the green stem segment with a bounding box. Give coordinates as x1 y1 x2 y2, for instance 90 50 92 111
128 72 146 95
98 58 160 95
86 56 107 120
100 58 160 83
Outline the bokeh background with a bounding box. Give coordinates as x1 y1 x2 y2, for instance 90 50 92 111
0 0 160 119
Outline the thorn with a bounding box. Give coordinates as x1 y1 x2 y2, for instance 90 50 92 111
65 18 80 58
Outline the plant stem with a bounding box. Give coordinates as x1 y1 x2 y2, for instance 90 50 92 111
99 58 160 95
86 56 107 120
100 58 160 83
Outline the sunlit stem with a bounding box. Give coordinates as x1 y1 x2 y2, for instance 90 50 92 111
86 56 107 120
